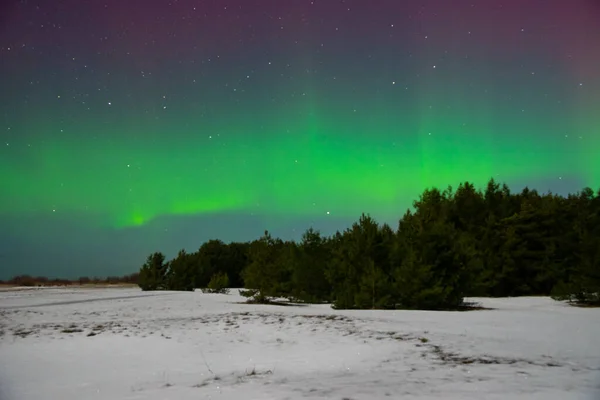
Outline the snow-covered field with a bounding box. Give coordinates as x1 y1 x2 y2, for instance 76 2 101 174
0 288 598 400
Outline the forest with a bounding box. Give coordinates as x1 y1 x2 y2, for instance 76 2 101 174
137 179 600 310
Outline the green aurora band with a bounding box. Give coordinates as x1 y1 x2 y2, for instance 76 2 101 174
4 90 595 229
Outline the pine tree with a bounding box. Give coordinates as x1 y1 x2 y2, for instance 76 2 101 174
226 242 250 288
356 258 392 309
204 272 230 294
193 240 219 287
242 231 292 302
138 252 168 291
292 228 332 303
167 249 195 291
133 179 599 309
392 188 472 309
567 189 600 304
328 214 386 309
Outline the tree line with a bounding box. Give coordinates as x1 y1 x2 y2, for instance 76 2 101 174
138 179 600 309
0 273 139 287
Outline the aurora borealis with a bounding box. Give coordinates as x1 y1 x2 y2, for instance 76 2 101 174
1 0 599 278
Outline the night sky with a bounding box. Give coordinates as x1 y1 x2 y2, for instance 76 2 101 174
1 0 599 278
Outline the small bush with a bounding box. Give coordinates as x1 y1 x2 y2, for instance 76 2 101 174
79 276 91 285
202 272 230 294
239 288 257 298
239 288 270 304
551 281 573 302
9 275 36 287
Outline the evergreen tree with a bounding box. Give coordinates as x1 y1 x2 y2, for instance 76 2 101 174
138 252 168 291
565 189 600 304
392 188 473 309
194 240 229 287
167 249 195 291
226 242 251 287
203 272 230 294
242 231 292 302
327 214 393 309
291 228 332 303
134 179 600 308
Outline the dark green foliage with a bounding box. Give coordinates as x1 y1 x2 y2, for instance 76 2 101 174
557 189 600 305
194 240 231 287
138 252 168 291
242 231 294 303
167 249 195 291
139 240 250 292
291 228 332 303
390 188 476 310
202 272 230 294
327 214 395 309
226 242 250 288
239 288 259 299
137 179 600 308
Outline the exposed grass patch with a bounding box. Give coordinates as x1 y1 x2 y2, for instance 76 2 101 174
454 301 493 311
61 328 83 334
193 375 221 388
567 302 600 308
13 329 35 338
237 366 273 383
427 344 563 368
237 299 308 307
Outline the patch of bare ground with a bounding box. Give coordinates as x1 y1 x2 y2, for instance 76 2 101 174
235 299 309 307
61 324 84 334
456 301 493 311
13 329 35 338
5 320 129 339
190 367 274 390
234 297 491 311
425 343 563 368
567 302 600 308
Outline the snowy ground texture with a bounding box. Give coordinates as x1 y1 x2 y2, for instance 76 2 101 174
1 288 599 400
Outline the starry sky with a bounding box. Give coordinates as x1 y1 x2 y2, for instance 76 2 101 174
1 0 599 278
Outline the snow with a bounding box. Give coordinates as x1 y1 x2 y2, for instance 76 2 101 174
0 288 598 400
